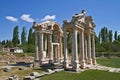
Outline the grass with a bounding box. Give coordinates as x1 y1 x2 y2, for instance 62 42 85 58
40 57 120 80
40 70 120 80
96 57 120 68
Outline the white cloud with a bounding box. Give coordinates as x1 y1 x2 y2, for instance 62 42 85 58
41 15 56 21
6 16 18 22
21 14 34 22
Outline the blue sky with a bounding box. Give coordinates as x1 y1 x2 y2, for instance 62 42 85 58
0 0 120 41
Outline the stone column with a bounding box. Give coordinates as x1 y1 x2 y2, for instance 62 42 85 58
80 30 85 68
84 35 88 63
44 35 47 58
54 45 58 63
59 35 63 62
87 33 92 64
57 45 60 63
73 28 79 71
71 32 74 65
92 34 97 65
63 29 68 68
35 32 39 61
40 32 44 64
48 34 53 64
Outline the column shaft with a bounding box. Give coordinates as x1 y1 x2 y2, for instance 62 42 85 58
59 36 63 62
40 32 44 63
92 34 97 65
63 29 68 68
48 34 53 64
80 30 85 68
35 33 39 61
87 33 92 64
73 29 79 71
84 35 88 63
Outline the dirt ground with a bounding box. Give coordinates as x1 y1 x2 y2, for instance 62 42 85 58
0 53 35 80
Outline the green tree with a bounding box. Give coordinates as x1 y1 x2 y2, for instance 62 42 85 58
27 28 35 52
0 41 2 48
12 26 20 47
98 32 101 44
114 31 118 40
28 28 33 44
108 30 112 42
5 40 13 48
100 27 108 43
118 35 120 41
21 27 27 45
1 40 6 47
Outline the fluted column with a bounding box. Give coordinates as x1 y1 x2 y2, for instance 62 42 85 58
48 34 53 64
80 30 85 68
40 32 44 64
71 32 74 65
57 45 60 63
59 35 63 62
92 34 97 65
87 33 92 64
84 35 88 63
35 32 39 61
63 29 68 68
73 28 79 71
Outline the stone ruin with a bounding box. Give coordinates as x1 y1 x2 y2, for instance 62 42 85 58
32 10 97 71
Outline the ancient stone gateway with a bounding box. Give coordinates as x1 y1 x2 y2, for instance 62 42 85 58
62 10 96 71
32 21 63 66
32 10 96 71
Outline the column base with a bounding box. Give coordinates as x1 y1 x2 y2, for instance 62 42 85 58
49 60 53 64
63 61 69 69
85 58 88 63
80 60 85 69
88 58 92 64
33 60 40 68
92 58 97 65
72 60 80 71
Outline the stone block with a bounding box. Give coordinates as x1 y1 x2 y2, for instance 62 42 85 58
30 72 40 77
4 67 11 72
46 69 52 73
7 75 18 80
23 76 35 80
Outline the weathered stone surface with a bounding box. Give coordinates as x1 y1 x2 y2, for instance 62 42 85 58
46 69 52 73
4 67 11 72
7 77 13 80
30 72 40 77
23 76 35 80
7 75 18 80
29 63 34 68
54 69 64 72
